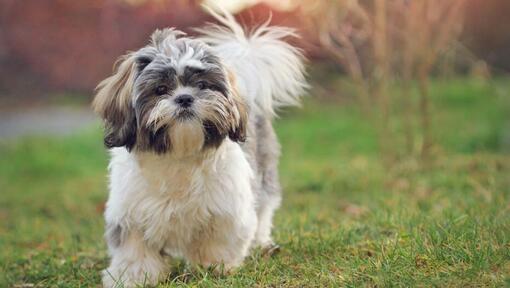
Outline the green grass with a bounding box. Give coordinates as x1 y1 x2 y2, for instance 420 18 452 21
1 77 509 287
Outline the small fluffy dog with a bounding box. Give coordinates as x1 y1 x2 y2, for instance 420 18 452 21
93 9 307 287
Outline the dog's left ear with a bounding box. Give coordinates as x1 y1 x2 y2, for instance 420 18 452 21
226 71 248 143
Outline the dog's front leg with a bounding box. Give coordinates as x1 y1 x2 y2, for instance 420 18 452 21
184 211 257 274
103 228 167 288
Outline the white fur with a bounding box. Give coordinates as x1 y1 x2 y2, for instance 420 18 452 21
104 141 256 287
196 7 308 117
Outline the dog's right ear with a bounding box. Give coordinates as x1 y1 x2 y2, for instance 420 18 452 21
93 54 138 150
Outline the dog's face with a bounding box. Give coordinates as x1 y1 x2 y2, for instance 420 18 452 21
93 29 247 156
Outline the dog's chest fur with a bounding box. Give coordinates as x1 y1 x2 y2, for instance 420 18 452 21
107 141 254 256
136 154 219 251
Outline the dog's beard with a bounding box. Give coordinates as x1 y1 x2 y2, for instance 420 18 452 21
168 119 205 157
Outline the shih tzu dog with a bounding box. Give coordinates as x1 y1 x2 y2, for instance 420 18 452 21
93 9 307 288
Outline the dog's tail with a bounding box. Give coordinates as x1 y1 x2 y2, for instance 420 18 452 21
196 7 308 117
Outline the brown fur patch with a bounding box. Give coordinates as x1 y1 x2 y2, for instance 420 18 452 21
226 69 248 142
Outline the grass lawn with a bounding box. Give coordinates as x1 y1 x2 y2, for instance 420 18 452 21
1 78 509 287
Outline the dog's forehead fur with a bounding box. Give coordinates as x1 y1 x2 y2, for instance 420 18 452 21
131 30 227 102
134 29 220 76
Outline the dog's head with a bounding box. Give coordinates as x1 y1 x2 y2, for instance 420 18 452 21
93 29 247 156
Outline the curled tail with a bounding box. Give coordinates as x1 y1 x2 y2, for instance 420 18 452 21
195 7 308 117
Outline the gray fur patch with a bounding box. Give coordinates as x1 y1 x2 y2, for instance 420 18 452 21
105 223 124 248
241 114 282 210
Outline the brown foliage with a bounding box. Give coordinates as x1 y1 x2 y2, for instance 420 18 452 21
295 0 467 161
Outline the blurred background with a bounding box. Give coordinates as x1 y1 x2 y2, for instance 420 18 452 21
1 1 510 286
0 0 509 159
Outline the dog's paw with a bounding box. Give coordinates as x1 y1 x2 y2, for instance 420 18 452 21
102 270 161 288
102 259 167 288
261 242 281 258
191 261 239 277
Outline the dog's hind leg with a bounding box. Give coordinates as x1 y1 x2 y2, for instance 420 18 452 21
253 117 282 252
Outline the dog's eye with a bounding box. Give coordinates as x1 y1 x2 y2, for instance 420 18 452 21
155 85 168 95
197 81 208 90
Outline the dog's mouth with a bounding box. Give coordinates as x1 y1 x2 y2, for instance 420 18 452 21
176 108 196 120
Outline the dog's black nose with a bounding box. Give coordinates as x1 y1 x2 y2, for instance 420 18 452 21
175 94 194 108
